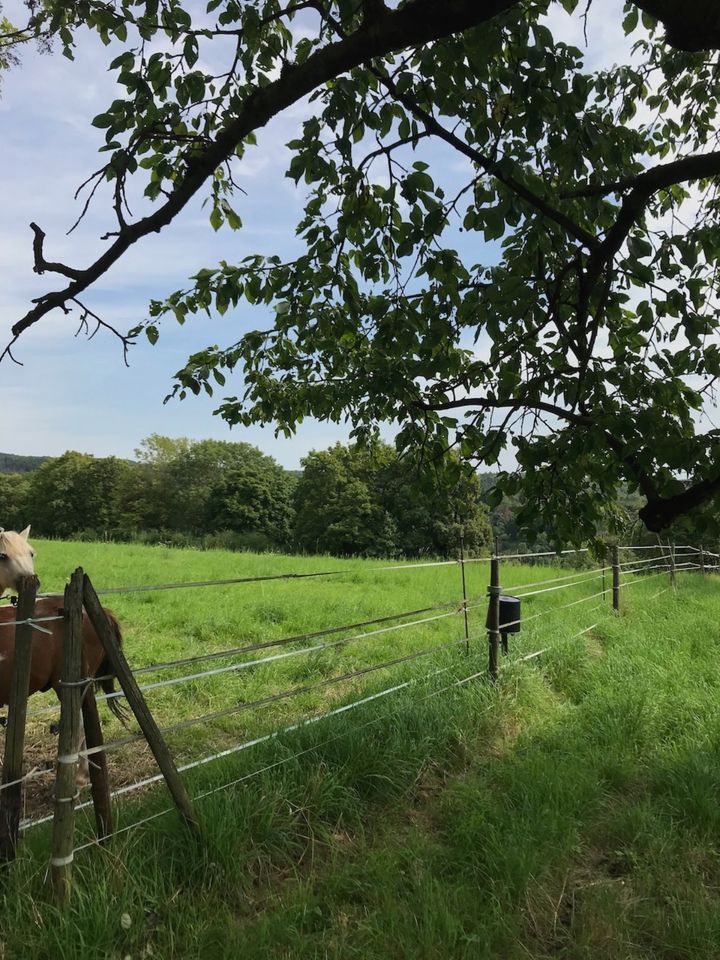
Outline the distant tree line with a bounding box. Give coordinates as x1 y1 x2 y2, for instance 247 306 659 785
0 452 48 474
0 437 492 558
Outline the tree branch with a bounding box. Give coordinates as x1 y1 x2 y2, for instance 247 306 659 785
29 223 83 280
371 69 600 251
639 469 720 530
417 394 591 427
10 0 518 348
583 150 720 291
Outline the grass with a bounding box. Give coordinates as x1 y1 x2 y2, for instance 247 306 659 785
17 540 614 787
1 540 716 958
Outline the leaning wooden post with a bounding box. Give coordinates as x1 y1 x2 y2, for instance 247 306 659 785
0 575 39 862
459 533 470 656
51 568 84 905
612 545 620 612
82 574 200 834
487 554 501 681
80 681 113 843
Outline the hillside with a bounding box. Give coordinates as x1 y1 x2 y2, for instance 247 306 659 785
0 452 48 473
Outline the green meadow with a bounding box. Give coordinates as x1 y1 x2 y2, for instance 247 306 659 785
1 540 717 959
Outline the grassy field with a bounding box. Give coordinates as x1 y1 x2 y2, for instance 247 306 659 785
1 540 716 959
15 540 618 803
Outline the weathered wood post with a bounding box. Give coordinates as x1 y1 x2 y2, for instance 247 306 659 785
487 553 501 681
700 546 705 576
0 575 39 862
51 568 84 904
82 574 200 834
80 680 113 843
670 542 677 590
459 533 470 656
612 545 620 612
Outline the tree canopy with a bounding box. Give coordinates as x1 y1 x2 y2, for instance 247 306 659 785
4 0 720 545
0 436 493 557
294 442 492 557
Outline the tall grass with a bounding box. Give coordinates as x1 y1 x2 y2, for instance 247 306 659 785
0 540 713 959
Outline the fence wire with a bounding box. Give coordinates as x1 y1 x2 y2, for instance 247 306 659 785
8 547 707 846
70 611 614 857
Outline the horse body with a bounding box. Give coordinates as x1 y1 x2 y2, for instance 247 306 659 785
0 526 127 782
0 597 125 722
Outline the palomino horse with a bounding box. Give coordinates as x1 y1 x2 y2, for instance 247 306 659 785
0 526 35 593
0 526 127 781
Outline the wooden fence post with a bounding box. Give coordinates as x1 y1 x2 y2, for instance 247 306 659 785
612 545 620 612
459 533 470 656
487 554 501 681
670 542 677 589
700 546 705 576
0 575 39 862
80 682 113 843
51 568 84 905
82 574 200 834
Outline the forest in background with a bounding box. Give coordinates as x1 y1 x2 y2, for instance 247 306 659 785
0 438 493 558
0 437 677 557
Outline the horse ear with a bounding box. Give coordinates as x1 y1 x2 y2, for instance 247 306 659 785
19 525 31 541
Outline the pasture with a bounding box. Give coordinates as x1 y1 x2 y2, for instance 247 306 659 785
11 539 607 816
0 540 717 959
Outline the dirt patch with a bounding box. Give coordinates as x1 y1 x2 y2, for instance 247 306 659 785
13 725 161 830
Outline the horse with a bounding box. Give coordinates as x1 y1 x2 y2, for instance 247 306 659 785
0 526 127 782
0 526 35 594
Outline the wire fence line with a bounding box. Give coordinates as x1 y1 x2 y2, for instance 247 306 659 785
17 542 705 604
508 566 608 592
70 614 616 857
33 553 495 603
5 545 708 854
496 548 591 560
501 621 601 667
618 568 680 589
0 614 63 631
21 649 475 835
78 636 470 762
23 602 474 720
513 570 608 600
617 544 696 551
616 553 673 569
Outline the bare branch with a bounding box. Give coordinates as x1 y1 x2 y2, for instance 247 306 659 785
70 298 135 366
29 223 83 280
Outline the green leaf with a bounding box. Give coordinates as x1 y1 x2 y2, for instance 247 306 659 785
622 6 638 34
209 205 223 232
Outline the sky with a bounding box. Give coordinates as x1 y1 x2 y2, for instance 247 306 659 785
0 1 627 469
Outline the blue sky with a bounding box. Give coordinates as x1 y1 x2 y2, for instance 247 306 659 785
0 1 626 468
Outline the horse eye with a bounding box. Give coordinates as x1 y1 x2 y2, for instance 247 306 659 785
0 554 6 561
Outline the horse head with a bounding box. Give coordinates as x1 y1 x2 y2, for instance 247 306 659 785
0 526 36 594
